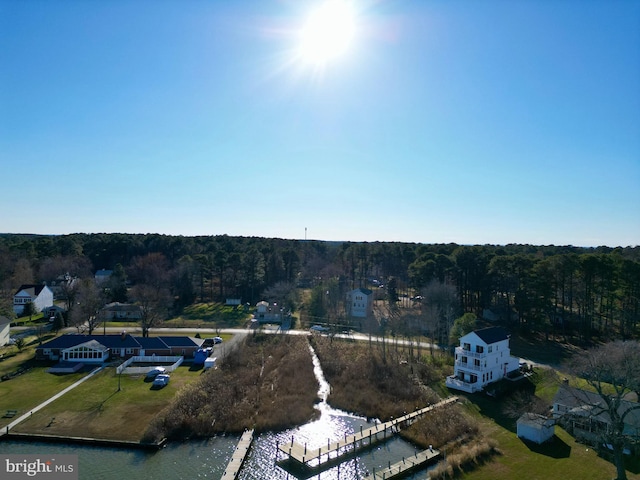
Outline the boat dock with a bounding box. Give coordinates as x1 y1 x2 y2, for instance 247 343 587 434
221 429 254 479
363 447 440 480
278 396 457 469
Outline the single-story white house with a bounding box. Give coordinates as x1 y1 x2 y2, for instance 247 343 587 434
517 413 555 444
101 302 143 320
13 284 54 316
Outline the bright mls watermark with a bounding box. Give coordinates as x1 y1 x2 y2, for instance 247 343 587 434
1 455 77 479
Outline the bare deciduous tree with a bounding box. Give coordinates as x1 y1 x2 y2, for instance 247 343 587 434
70 279 105 335
132 284 171 337
567 341 640 480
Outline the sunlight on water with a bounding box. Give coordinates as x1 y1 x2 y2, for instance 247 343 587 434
2 345 434 479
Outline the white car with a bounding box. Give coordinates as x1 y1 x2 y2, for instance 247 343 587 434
146 367 166 378
152 374 170 387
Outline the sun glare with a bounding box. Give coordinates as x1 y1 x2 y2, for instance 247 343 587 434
298 0 356 66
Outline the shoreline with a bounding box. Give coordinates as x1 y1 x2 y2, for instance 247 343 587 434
1 431 166 450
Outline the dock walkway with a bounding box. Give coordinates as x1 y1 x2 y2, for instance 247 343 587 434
278 396 457 469
363 448 440 480
221 429 254 479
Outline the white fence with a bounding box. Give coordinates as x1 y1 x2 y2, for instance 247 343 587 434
117 356 183 375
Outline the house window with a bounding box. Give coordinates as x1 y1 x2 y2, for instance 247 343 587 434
476 345 484 354
488 346 493 353
461 356 467 364
463 343 470 351
474 359 480 367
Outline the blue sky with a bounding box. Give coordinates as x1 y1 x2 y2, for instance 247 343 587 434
1 0 638 247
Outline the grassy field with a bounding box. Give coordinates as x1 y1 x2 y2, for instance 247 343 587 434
464 417 636 480
165 302 250 328
453 367 640 480
0 366 86 430
11 365 203 442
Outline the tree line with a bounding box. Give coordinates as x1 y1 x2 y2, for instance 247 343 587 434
0 233 638 341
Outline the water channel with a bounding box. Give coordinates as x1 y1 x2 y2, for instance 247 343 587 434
1 346 435 479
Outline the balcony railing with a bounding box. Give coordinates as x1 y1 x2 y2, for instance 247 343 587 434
455 346 486 359
455 360 484 372
445 375 482 393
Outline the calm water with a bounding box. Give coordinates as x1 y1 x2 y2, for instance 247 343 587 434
0 346 435 479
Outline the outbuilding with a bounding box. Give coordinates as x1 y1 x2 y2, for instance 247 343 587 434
517 413 555 444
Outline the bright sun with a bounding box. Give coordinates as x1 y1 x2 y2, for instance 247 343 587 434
298 0 356 66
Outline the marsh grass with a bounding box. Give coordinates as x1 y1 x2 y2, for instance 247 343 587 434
143 333 318 441
310 336 444 420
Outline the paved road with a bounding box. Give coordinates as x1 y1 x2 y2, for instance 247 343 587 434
12 324 554 370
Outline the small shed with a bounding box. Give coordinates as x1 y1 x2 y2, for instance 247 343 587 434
204 357 217 370
517 413 555 444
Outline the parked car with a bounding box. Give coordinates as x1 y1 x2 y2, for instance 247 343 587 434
310 325 330 333
146 367 166 378
213 336 223 344
152 374 170 387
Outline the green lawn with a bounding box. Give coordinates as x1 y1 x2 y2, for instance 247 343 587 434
166 302 250 328
463 420 636 480
12 365 203 442
454 368 639 480
0 366 86 429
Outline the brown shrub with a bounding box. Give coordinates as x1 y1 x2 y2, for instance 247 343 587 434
143 334 318 441
310 336 440 420
401 403 479 449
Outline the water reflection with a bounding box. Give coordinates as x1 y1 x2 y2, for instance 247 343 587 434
1 344 433 479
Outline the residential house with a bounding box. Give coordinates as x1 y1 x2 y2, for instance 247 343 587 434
0 316 11 347
135 336 172 356
445 326 520 393
49 273 77 299
13 284 54 316
553 384 640 449
346 288 373 318
255 301 285 324
36 333 142 362
36 334 202 362
101 302 143 320
153 336 200 358
517 413 555 444
42 305 66 320
60 340 110 363
94 269 113 284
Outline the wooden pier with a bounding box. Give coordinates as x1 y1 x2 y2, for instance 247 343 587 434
363 447 440 480
221 429 254 479
277 396 457 469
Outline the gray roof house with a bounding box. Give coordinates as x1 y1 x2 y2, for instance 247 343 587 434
553 385 640 448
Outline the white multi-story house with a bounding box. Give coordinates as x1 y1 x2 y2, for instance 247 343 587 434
446 326 520 393
13 284 54 316
346 288 373 318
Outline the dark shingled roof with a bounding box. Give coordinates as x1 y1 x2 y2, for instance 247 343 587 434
14 284 48 296
474 326 510 344
38 334 141 350
157 336 199 347
135 337 168 349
